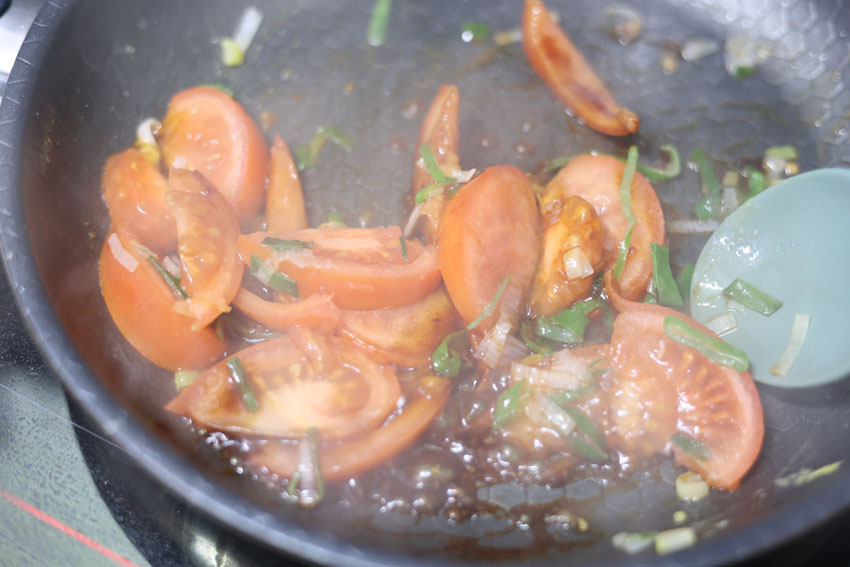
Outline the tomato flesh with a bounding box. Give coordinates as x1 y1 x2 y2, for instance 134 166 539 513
265 134 308 232
166 328 402 442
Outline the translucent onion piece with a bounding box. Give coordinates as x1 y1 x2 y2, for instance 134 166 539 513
161 254 182 279
107 232 139 272
770 313 811 377
603 5 642 45
667 218 720 234
510 349 589 390
655 527 697 555
233 6 264 52
611 531 657 554
402 202 424 237
474 313 513 368
676 471 709 501
721 186 739 215
563 247 595 280
525 391 576 438
704 312 738 337
681 39 720 62
134 117 161 163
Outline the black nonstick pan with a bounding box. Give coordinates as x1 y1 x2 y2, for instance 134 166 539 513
1 0 850 565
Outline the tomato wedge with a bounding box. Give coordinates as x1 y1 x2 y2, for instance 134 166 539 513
99 229 225 371
158 86 269 226
246 375 452 481
410 85 461 243
607 304 764 490
238 226 441 310
102 148 176 253
167 170 242 329
166 328 402 441
522 0 639 136
545 154 665 301
265 134 308 232
438 165 541 329
232 288 340 335
530 195 606 317
338 287 458 367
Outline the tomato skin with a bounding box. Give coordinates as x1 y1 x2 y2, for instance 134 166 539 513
167 170 242 329
99 229 225 371
438 165 541 329
608 304 764 490
158 86 269 227
238 226 442 311
265 134 308 232
232 288 341 335
546 155 665 301
102 148 176 253
410 85 461 243
165 329 402 441
530 195 606 317
522 0 639 136
338 287 458 367
246 375 452 481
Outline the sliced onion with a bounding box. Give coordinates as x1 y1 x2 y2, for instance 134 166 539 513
161 254 182 279
134 117 161 164
107 232 139 272
510 349 589 390
655 527 697 556
681 38 720 62
253 256 280 287
667 218 720 234
563 247 594 280
233 6 264 52
603 5 642 46
294 438 320 506
721 186 740 215
170 155 193 170
474 313 513 368
611 531 656 554
770 313 810 377
675 471 709 501
402 203 424 237
524 391 576 437
704 312 738 337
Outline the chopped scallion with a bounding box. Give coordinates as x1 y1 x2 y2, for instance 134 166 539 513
663 315 749 371
689 147 720 196
519 322 554 356
650 243 684 307
320 125 355 152
466 276 510 331
612 226 634 280
296 125 355 170
676 263 695 303
226 357 259 412
200 83 234 97
670 432 711 460
745 167 766 199
549 380 598 405
461 21 491 43
250 254 299 297
765 145 798 161
306 427 325 503
419 143 456 184
493 381 525 430
326 212 346 226
432 330 469 378
722 278 782 316
567 431 608 462
561 405 607 455
220 38 245 67
613 146 638 280
261 237 313 251
149 256 188 299
615 144 681 182
399 236 408 261
535 309 589 345
174 369 202 391
543 155 573 173
414 182 445 204
655 526 697 556
571 297 600 317
367 0 392 47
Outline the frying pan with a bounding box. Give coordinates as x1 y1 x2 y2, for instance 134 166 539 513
1 0 850 564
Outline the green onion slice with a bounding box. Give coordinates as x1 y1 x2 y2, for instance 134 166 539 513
670 432 711 461
519 322 554 356
261 237 313 251
466 276 510 331
226 356 259 412
676 263 695 303
765 145 798 161
220 38 245 67
745 167 765 199
326 212 347 226
692 189 721 220
148 256 188 299
493 381 525 430
432 330 469 378
650 243 684 308
250 254 299 297
200 83 234 97
296 126 355 171
561 406 607 452
663 316 749 371
419 143 456 184
461 21 491 43
367 0 392 47
319 125 355 152
571 297 600 317
174 369 202 391
543 155 573 173
414 182 446 204
722 278 782 316
549 379 598 405
535 310 589 345
690 147 720 196
613 146 638 280
615 144 681 183
612 226 633 280
399 236 408 261
567 431 608 462
306 427 325 503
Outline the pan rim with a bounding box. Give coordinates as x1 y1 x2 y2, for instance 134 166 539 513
0 0 848 565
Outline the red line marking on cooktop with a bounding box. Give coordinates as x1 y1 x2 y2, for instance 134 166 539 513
0 489 141 567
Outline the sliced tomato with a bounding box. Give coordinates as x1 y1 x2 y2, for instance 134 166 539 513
167 169 242 330
438 165 541 329
165 328 402 441
102 148 176 253
232 288 340 335
238 226 441 310
530 195 606 317
522 0 639 136
246 375 452 481
265 134 308 232
99 228 225 371
546 154 665 301
410 85 461 243
338 287 458 367
608 304 764 490
158 86 269 226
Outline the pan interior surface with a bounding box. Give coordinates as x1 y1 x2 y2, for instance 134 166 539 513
2 0 850 565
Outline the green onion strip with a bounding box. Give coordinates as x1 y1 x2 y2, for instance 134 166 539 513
367 0 392 47
722 278 783 316
226 356 259 413
663 315 749 371
493 381 525 430
650 243 684 307
249 254 299 297
466 276 510 331
148 256 188 300
613 146 639 280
